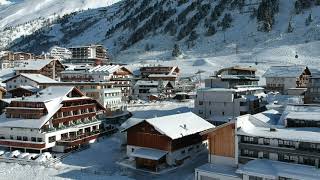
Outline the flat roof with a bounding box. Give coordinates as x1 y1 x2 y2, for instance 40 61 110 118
237 159 320 180
196 163 240 178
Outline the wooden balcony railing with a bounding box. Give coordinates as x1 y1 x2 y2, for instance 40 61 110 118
53 112 96 125
0 139 45 149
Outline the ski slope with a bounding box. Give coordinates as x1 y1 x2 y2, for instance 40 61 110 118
0 0 121 29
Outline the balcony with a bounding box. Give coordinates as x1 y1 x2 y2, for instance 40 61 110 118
0 139 45 149
44 118 101 133
60 103 96 112
56 128 116 147
239 142 320 158
53 112 96 124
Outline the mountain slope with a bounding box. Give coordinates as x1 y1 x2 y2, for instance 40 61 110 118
0 0 121 50
4 0 320 63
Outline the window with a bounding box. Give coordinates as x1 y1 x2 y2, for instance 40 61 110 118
278 140 283 145
263 138 270 145
23 136 28 141
31 137 37 142
249 176 263 180
10 135 13 140
17 136 22 140
37 137 43 142
198 101 203 105
49 136 56 143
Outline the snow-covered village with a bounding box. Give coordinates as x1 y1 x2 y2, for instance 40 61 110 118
0 0 320 180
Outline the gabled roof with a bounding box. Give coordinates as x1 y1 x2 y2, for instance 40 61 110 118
263 65 309 78
0 86 90 129
14 59 63 71
3 73 58 83
88 65 132 74
123 112 215 140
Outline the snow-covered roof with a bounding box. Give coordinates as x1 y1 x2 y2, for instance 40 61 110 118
21 73 57 83
131 148 167 160
236 159 320 180
14 59 55 71
196 163 239 178
0 86 88 129
263 65 308 78
134 80 172 87
120 118 144 131
88 65 131 74
148 74 177 78
286 111 320 121
0 68 15 81
236 111 320 143
4 73 58 84
141 112 214 140
0 98 63 129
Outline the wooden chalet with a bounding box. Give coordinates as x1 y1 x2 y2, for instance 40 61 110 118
122 112 214 171
15 59 65 80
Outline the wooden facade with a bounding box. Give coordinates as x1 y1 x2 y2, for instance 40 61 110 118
8 87 36 98
16 60 65 80
127 121 205 152
207 122 235 158
127 122 171 151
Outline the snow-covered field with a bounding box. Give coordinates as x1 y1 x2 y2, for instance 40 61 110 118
0 101 200 180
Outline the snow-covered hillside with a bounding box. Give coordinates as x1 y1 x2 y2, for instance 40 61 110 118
0 0 12 6
0 0 121 28
3 0 320 73
0 0 121 50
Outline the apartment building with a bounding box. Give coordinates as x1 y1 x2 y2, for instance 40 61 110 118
49 46 72 60
205 66 259 89
66 44 109 65
194 86 267 125
195 105 320 180
0 51 35 69
0 86 106 153
42 82 125 115
61 65 133 100
263 65 311 94
133 80 175 100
